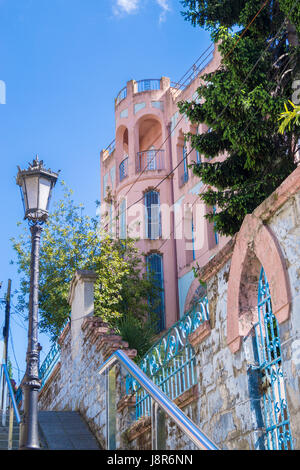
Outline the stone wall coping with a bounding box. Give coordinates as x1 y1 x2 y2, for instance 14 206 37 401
253 164 300 221
57 320 71 346
197 236 236 282
125 416 152 443
188 320 211 348
68 269 98 306
174 384 199 409
117 394 136 414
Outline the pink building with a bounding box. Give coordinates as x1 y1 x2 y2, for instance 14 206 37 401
100 45 230 332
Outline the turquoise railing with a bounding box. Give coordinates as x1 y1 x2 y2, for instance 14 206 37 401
39 342 61 388
126 296 209 419
0 363 21 449
39 319 70 388
254 267 293 450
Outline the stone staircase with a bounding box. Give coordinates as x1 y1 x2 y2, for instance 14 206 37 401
38 411 101 450
0 415 20 450
0 411 101 450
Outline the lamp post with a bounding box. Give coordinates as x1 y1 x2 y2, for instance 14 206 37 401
16 156 58 450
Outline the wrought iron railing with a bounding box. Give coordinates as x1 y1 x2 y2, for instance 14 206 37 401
126 297 209 420
115 86 127 106
39 342 61 388
105 139 116 156
136 79 160 93
254 268 293 450
39 319 70 389
136 149 165 172
119 156 129 182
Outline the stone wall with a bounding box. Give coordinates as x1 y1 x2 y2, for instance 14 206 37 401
38 167 300 450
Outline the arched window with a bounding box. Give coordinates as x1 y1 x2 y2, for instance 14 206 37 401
144 190 161 239
146 253 165 331
254 267 293 450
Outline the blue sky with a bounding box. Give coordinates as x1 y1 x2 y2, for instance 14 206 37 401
0 0 211 384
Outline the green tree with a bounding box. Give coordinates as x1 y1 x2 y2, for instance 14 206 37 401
178 0 300 236
11 182 159 357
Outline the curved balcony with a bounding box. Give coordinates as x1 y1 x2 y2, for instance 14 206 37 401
136 149 165 173
115 86 127 106
136 79 160 93
119 156 129 182
115 79 161 107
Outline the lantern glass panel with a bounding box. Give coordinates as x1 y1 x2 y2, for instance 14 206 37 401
24 175 39 211
39 177 52 212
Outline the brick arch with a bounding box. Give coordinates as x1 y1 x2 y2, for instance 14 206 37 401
227 214 291 353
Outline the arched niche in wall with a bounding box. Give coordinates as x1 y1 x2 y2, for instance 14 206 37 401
227 213 291 353
115 124 129 156
137 114 163 150
135 113 164 172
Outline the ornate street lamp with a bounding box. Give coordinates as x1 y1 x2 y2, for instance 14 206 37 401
16 156 58 450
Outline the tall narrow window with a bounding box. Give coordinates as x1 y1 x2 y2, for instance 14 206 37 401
146 253 165 331
183 145 189 183
119 198 126 239
145 190 161 239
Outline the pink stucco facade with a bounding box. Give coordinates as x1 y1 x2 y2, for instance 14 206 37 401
100 44 230 330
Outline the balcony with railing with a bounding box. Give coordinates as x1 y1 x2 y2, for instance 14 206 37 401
119 156 129 182
115 79 161 108
115 86 127 106
136 79 160 93
136 149 165 173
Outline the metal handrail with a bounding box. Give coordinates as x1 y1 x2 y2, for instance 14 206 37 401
98 349 219 451
0 363 21 450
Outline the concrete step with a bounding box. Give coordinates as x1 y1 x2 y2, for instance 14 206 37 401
38 411 101 450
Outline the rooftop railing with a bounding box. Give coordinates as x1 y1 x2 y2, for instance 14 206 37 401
115 86 127 106
136 79 160 93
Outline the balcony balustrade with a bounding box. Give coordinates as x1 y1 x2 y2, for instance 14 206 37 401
136 79 160 93
119 156 129 182
136 149 165 173
115 86 127 106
